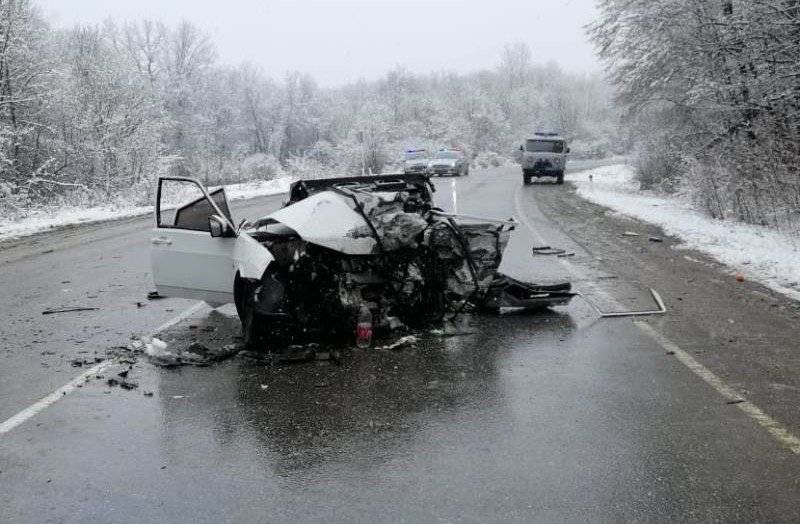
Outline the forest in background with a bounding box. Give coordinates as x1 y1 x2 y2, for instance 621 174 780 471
591 0 800 230
0 0 618 216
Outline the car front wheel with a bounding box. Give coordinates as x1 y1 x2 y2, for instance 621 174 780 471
237 279 266 347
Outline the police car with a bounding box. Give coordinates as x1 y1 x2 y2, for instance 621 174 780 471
428 148 469 176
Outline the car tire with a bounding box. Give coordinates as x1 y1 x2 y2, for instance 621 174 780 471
523 171 531 185
238 279 267 347
556 171 564 184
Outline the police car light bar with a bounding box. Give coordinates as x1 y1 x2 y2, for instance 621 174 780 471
534 131 560 137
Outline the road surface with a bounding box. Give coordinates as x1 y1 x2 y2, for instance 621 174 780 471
2 161 800 523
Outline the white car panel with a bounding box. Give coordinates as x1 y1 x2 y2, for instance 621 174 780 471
150 228 237 305
233 232 275 281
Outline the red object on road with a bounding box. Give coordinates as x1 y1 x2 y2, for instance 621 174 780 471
356 305 373 349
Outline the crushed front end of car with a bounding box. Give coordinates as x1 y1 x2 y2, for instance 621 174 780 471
238 174 573 347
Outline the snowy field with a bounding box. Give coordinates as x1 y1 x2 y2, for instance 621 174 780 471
0 177 292 243
572 164 800 302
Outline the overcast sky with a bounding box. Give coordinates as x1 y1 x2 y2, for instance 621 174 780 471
36 0 601 86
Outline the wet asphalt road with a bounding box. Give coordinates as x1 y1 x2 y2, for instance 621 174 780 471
2 162 800 523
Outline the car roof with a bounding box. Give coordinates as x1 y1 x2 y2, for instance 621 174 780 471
526 132 564 141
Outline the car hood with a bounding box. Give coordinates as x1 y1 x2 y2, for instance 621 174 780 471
404 159 428 167
265 191 377 255
431 160 457 166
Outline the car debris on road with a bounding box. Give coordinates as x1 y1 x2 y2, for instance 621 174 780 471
42 306 99 315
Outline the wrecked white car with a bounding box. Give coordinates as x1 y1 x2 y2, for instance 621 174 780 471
150 174 574 347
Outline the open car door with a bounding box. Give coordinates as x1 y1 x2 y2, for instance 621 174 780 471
150 177 238 305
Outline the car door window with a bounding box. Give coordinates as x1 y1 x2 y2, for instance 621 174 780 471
157 178 232 231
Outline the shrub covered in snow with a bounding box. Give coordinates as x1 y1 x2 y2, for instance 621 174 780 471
238 153 284 182
472 151 507 169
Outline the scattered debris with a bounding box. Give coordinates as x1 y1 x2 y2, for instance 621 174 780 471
117 369 129 378
429 328 476 338
106 377 138 390
735 273 745 282
129 336 242 367
532 246 567 256
726 399 745 405
648 236 663 243
270 345 316 364
379 335 419 351
42 307 99 315
622 231 640 237
556 252 575 258
147 291 164 300
143 391 154 397
70 357 104 367
136 302 146 308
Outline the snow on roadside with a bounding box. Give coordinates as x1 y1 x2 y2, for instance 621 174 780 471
0 205 153 243
571 164 800 302
0 177 293 243
214 177 292 201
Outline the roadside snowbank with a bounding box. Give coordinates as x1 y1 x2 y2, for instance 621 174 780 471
572 164 800 301
0 177 292 243
213 177 292 201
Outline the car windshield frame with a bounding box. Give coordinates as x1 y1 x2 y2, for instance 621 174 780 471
435 151 461 159
404 151 427 160
525 140 564 153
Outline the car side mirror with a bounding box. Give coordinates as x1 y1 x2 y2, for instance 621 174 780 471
566 147 571 154
519 145 524 151
209 215 233 238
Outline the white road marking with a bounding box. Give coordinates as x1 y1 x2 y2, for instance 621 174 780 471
154 301 207 333
518 176 800 455
0 361 113 435
636 321 800 455
0 300 208 435
452 177 458 214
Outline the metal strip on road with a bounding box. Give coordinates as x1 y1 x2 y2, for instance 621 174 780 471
515 175 800 456
0 300 209 436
